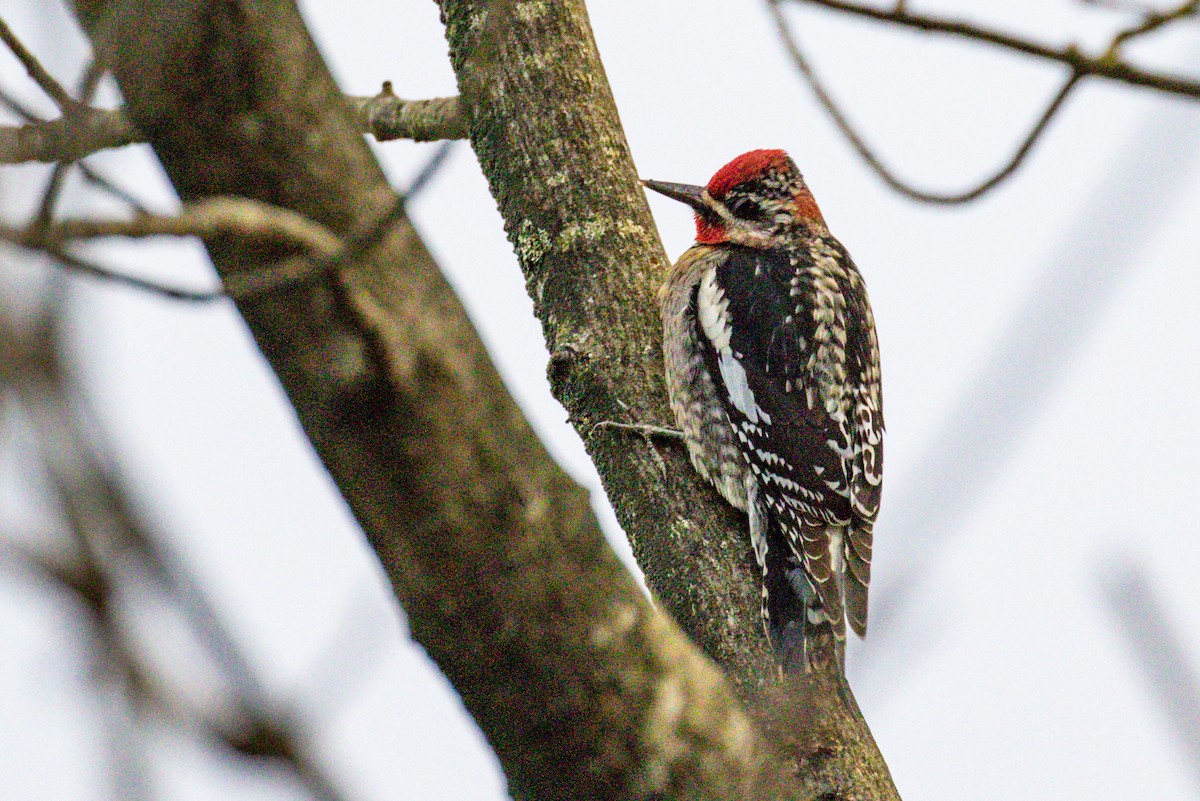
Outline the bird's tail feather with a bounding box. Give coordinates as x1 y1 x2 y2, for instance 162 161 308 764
761 513 846 674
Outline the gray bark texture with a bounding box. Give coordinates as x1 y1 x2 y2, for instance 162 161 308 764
67 0 900 798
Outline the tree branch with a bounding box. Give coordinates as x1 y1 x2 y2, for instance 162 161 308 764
348 83 465 142
1101 558 1200 783
1107 0 1199 56
0 144 455 304
0 300 354 801
0 17 78 111
0 86 465 164
11 198 342 254
768 0 1084 203
773 0 1199 201
0 87 149 212
0 198 330 303
0 105 140 163
1 241 225 301
784 0 1200 99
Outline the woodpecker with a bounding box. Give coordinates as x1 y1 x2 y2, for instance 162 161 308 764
642 149 883 674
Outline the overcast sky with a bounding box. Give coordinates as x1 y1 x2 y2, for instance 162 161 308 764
3 0 1200 799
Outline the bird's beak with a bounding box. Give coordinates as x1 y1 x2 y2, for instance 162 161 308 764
640 179 709 213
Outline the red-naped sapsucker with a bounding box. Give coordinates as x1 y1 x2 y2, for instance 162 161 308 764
643 149 883 674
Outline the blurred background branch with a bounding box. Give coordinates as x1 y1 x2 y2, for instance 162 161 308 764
1101 557 1200 790
782 0 1200 97
771 0 1200 203
855 46 1200 683
0 287 352 801
767 0 1084 203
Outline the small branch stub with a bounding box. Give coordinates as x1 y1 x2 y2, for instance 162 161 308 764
350 83 465 142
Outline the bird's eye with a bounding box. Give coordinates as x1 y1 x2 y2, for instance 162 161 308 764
727 196 765 222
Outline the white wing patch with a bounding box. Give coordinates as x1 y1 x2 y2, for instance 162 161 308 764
698 267 772 425
720 353 769 424
698 266 731 352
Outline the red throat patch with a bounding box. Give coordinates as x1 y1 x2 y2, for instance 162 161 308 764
695 216 726 244
705 149 791 199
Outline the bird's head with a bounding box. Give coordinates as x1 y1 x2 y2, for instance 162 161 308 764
641 149 824 247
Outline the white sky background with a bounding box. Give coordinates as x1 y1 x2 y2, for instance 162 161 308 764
2 0 1200 799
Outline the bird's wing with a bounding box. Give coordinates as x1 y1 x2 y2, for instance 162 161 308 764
839 243 883 637
694 244 852 633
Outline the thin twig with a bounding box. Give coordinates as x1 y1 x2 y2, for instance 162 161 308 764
1080 0 1162 11
2 141 453 303
235 139 456 291
768 0 1084 203
591 421 682 479
783 0 1200 99
31 163 72 230
2 241 224 302
1108 0 1199 55
1101 558 1200 786
592 420 683 441
403 139 456 202
0 88 146 210
227 142 455 298
78 167 151 216
0 17 77 111
74 51 107 101
32 56 110 231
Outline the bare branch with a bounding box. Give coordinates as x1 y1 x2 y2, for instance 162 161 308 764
1 136 454 304
1080 0 1195 12
1080 0 1158 10
773 0 1199 201
0 16 77 111
784 0 1200 99
0 88 148 214
1101 558 1200 785
30 54 111 230
768 0 1083 203
4 243 225 301
402 139 456 200
0 89 463 164
348 83 465 142
861 94 1200 670
2 295 354 801
19 199 341 255
1107 0 1199 55
0 197 342 302
0 106 139 163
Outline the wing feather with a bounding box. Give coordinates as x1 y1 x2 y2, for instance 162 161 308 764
693 240 882 639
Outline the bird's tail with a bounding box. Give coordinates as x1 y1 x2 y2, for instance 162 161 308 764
759 511 846 675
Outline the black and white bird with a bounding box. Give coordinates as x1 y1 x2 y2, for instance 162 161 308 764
643 149 883 673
